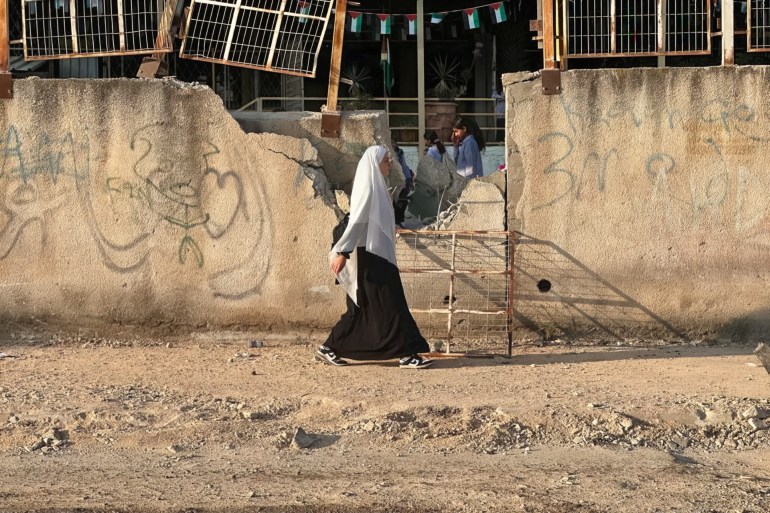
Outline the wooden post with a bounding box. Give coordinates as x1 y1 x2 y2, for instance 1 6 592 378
542 0 557 69
0 0 7 72
417 0 425 156
722 0 734 65
321 0 346 137
326 0 347 112
0 0 12 99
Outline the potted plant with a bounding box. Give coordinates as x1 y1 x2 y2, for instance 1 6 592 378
341 64 375 110
426 54 474 141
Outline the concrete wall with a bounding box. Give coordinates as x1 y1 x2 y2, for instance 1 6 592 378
505 67 770 342
0 78 391 329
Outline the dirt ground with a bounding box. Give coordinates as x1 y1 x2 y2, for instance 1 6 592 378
1 324 769 513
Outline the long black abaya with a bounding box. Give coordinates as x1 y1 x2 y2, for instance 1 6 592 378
325 248 430 360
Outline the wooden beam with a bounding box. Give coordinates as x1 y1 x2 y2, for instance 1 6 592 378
0 0 8 72
542 0 557 69
326 0 347 112
0 0 12 99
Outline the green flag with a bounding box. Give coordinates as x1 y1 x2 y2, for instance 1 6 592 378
380 36 393 97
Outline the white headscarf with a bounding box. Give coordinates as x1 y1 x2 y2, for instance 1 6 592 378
330 146 397 305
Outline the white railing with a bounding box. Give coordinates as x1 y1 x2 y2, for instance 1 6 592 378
236 96 503 145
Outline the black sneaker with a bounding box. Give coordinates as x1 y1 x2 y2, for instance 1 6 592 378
315 346 349 366
398 354 434 369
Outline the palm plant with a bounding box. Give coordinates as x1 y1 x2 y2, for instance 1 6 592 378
428 54 474 100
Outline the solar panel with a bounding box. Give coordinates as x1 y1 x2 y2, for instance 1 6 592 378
179 0 333 77
22 0 174 60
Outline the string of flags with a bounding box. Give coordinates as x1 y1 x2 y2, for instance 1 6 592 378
348 1 508 35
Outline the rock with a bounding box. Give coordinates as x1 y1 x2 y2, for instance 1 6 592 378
8 415 19 423
408 155 467 221
363 421 376 432
52 428 69 441
618 416 635 431
741 405 770 420
748 418 769 431
30 439 46 451
241 411 258 420
291 427 316 449
754 343 770 374
167 445 183 454
248 340 263 349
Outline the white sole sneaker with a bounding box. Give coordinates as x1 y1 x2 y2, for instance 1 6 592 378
315 350 349 366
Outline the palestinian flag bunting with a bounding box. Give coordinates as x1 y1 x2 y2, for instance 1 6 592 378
464 8 480 30
349 11 362 32
405 14 417 35
377 14 391 35
298 1 309 23
430 12 446 24
381 36 394 97
489 3 508 23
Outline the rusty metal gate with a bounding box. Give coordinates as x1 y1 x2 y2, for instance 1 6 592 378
396 229 514 355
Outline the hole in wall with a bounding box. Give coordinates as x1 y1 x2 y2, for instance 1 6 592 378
537 279 551 293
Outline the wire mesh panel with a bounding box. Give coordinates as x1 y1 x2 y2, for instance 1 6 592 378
748 0 770 51
565 0 710 57
665 0 709 52
396 230 513 354
22 0 174 60
180 0 333 77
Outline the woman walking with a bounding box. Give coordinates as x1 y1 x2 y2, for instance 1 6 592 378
317 146 433 369
451 116 486 179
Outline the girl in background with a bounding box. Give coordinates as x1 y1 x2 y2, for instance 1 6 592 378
451 116 486 179
423 130 447 163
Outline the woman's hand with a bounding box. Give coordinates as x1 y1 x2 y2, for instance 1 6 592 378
331 254 347 275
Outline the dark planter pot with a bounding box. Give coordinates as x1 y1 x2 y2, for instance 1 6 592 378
425 101 458 142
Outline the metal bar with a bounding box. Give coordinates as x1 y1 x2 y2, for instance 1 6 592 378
222 0 244 62
326 0 347 112
397 229 511 236
657 0 665 52
116 0 125 52
179 55 319 77
69 0 79 54
411 309 508 315
611 0 617 53
266 0 287 68
196 0 275 10
748 0 754 50
153 0 178 60
507 231 515 356
446 233 457 353
723 0 734 63
398 269 511 275
312 0 335 76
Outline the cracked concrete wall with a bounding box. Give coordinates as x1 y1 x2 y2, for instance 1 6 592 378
0 78 389 329
231 110 404 197
505 67 770 342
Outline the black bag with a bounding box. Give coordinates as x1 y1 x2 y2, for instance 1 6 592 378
331 213 350 249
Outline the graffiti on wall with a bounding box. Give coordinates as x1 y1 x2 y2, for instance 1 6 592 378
0 123 273 299
531 96 770 237
0 125 89 259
